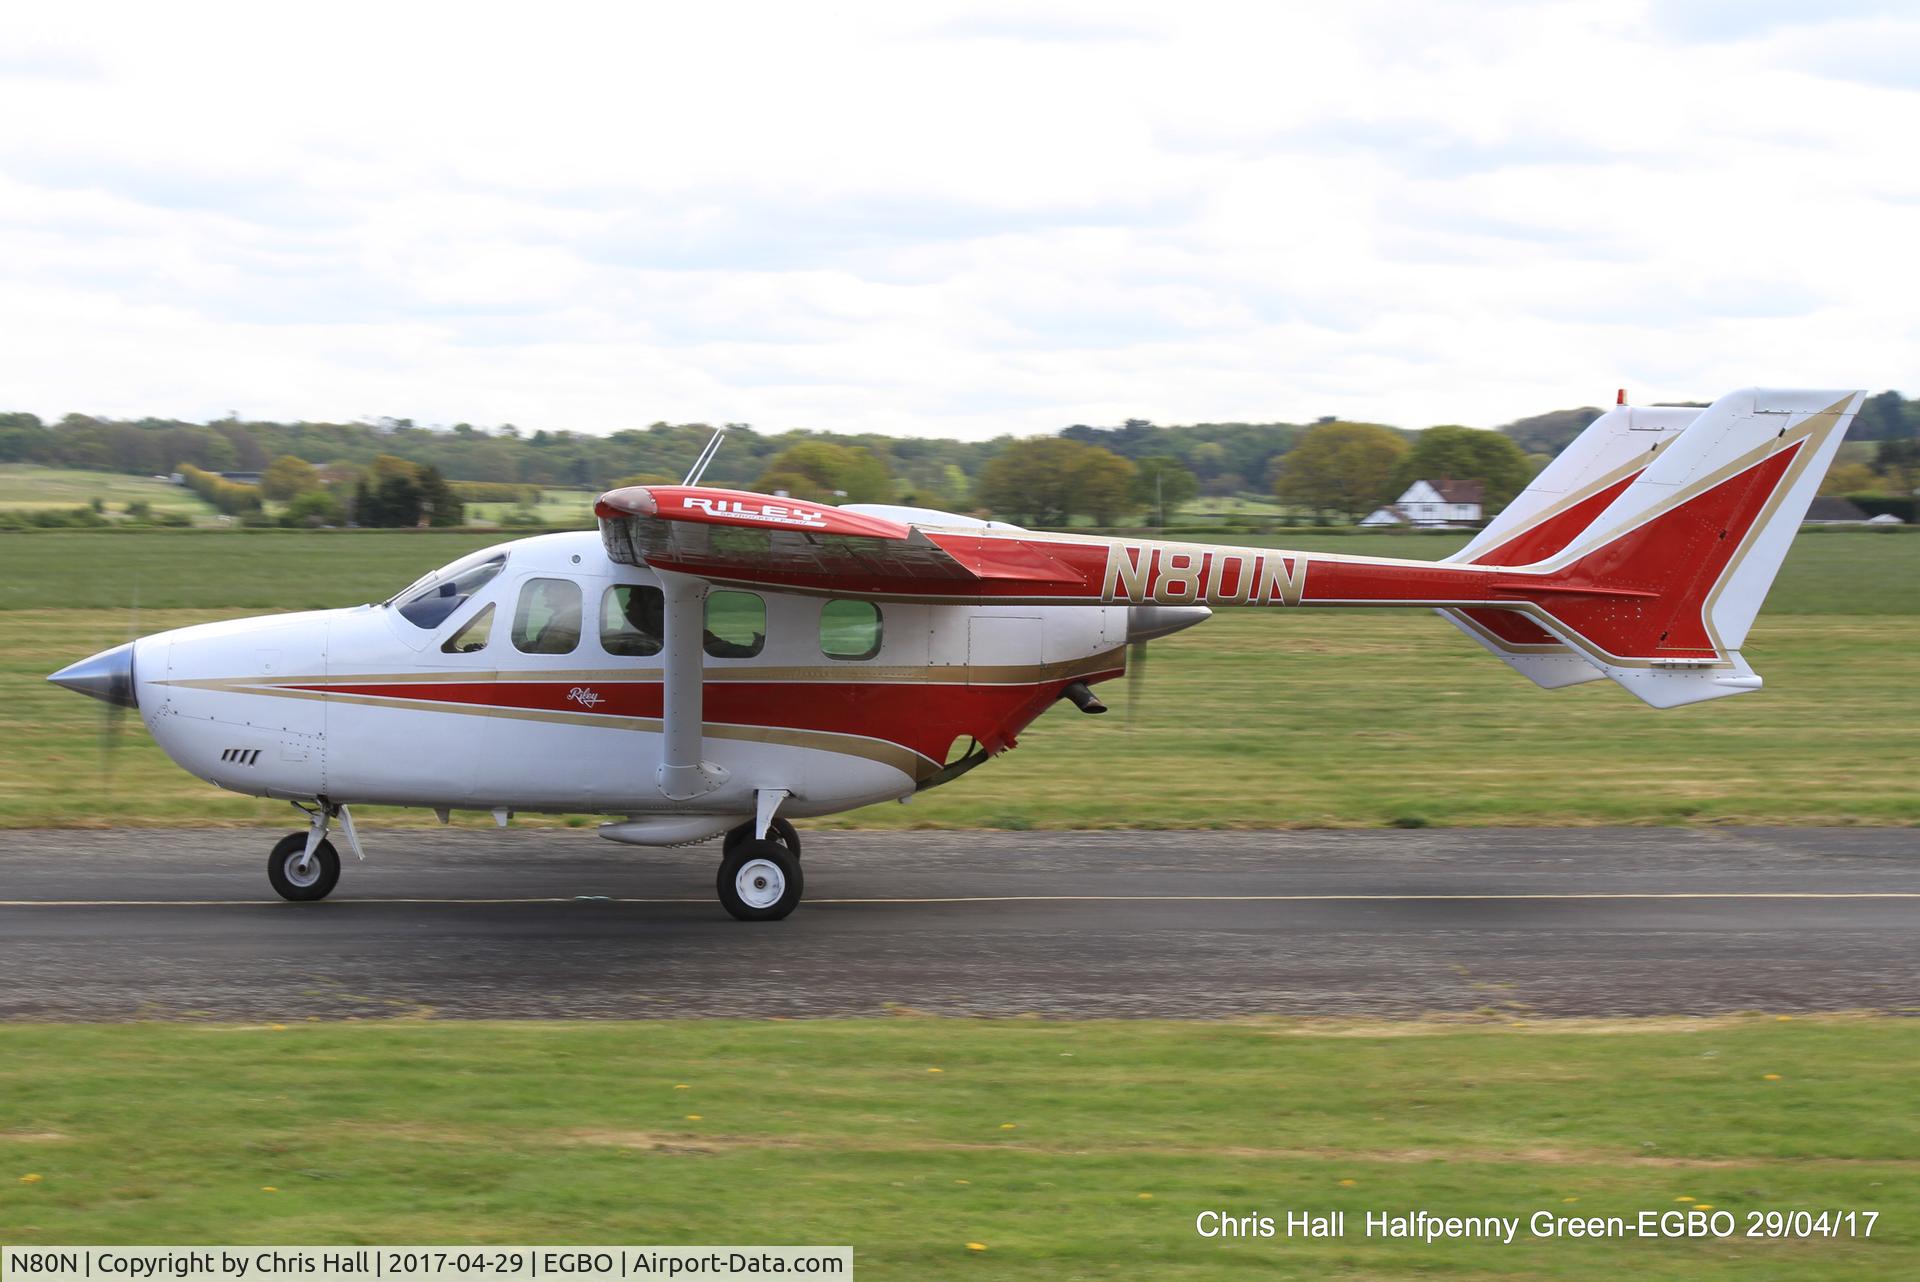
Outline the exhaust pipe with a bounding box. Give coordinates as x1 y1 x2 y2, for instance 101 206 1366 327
1059 681 1108 715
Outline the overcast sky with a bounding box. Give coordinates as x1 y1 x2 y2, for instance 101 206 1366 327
1 0 1915 439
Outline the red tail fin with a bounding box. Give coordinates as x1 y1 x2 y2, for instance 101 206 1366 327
1496 388 1859 707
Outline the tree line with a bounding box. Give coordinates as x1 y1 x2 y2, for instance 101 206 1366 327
2 388 1915 529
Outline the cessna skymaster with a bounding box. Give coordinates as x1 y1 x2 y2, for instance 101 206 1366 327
49 387 1861 920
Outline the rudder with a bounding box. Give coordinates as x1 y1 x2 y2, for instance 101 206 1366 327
1504 388 1861 707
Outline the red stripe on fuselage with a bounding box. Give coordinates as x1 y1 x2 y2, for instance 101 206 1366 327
281 674 1119 761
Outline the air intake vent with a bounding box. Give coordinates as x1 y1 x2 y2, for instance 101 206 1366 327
220 747 262 766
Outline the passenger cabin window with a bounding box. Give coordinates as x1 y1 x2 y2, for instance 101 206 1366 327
441 603 495 654
820 599 882 660
704 590 765 659
601 585 664 657
512 577 582 654
394 552 506 628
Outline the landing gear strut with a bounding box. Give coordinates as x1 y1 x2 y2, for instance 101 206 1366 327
268 831 340 901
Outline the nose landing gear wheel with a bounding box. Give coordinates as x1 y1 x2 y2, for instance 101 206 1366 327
717 840 803 921
724 816 801 860
268 832 341 902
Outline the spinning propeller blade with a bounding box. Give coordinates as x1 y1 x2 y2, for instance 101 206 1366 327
101 579 140 782
1121 604 1209 731
1126 637 1147 731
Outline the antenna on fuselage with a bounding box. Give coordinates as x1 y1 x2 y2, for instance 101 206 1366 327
682 426 727 487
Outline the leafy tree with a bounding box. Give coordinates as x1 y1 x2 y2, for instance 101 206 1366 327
1498 406 1603 455
1133 456 1198 526
355 471 421 527
1080 449 1138 525
281 489 347 527
1876 440 1920 496
1187 442 1229 491
937 463 972 509
1390 425 1533 512
1061 417 1167 457
417 465 465 527
1820 462 1879 497
1273 422 1407 523
753 441 892 503
0 412 49 463
260 454 320 500
755 471 817 501
172 425 239 472
370 452 420 482
895 459 971 510
1062 418 1298 496
978 438 1137 526
177 463 263 515
376 472 422 526
1854 391 1913 442
350 460 462 527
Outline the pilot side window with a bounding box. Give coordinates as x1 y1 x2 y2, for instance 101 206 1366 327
395 553 506 629
601 585 664 657
704 590 765 659
820 598 882 660
511 578 582 654
441 603 495 654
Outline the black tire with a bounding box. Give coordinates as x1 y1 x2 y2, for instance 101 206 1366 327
716 840 803 922
268 832 340 902
724 816 801 860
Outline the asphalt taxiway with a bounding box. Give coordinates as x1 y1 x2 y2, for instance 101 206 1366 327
0 826 1914 1020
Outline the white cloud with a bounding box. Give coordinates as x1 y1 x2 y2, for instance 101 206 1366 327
0 0 1915 438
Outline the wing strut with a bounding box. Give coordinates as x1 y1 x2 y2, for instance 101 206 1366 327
657 571 730 799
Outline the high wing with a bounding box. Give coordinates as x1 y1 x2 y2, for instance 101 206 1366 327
596 486 1162 602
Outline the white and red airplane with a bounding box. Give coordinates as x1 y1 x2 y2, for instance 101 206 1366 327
49 387 1860 919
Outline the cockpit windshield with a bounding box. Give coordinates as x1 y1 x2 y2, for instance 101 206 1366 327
388 550 508 629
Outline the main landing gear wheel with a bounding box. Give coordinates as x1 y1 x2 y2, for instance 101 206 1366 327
717 841 803 922
724 816 801 860
268 832 340 902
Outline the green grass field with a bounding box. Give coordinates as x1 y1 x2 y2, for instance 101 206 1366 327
1 1018 1913 1278
0 466 220 520
462 489 597 527
2 529 1914 828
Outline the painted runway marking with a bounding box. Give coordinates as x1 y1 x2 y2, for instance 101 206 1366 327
2 892 1919 908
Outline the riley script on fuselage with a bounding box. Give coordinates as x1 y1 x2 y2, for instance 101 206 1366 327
49 388 1862 919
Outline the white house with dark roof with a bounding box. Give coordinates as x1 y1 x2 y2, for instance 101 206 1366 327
1361 478 1485 527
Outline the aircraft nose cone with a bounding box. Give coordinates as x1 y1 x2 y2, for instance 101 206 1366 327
48 642 138 710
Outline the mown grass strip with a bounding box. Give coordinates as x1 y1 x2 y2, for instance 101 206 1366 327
1 1017 1915 1278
